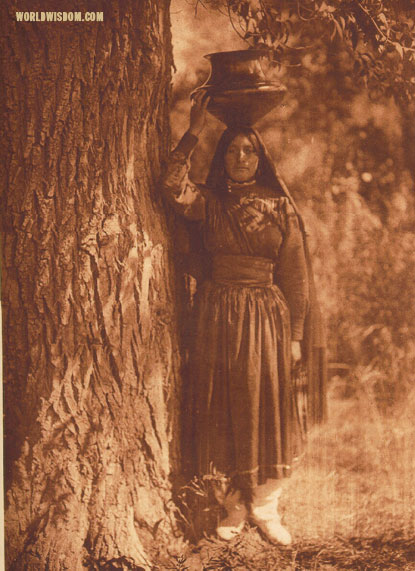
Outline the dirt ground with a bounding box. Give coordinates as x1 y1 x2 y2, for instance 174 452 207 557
179 531 415 570
154 385 415 570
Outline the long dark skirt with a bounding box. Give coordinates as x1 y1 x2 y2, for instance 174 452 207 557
186 280 295 492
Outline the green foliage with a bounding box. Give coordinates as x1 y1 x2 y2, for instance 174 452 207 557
199 0 415 99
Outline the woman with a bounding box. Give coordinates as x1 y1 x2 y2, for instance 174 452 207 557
162 91 324 545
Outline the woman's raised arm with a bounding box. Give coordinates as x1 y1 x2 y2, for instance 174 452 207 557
161 91 210 220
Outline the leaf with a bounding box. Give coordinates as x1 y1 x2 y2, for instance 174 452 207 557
247 17 257 33
378 12 388 27
395 42 404 59
351 23 359 49
333 18 343 39
239 1 249 19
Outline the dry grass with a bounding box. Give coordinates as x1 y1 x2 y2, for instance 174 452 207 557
155 378 415 571
282 378 415 543
154 377 415 569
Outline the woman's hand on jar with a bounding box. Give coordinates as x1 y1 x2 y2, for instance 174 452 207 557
188 90 210 137
291 341 302 364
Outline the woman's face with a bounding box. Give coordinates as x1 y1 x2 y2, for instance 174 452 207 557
224 134 259 183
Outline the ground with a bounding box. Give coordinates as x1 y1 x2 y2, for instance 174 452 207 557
154 376 415 570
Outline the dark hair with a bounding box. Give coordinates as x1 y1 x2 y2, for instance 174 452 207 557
205 127 283 196
225 128 261 155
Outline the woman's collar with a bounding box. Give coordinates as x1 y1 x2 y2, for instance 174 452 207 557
226 178 257 192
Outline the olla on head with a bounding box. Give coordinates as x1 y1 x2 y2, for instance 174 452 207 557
224 134 259 183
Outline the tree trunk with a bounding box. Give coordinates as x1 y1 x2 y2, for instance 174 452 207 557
1 1 181 569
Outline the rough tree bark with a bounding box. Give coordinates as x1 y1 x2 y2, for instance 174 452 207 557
1 1 181 569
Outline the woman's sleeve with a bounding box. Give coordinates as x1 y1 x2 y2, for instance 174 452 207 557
161 131 206 221
276 199 309 341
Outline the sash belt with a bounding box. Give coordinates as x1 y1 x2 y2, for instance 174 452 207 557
212 254 274 287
